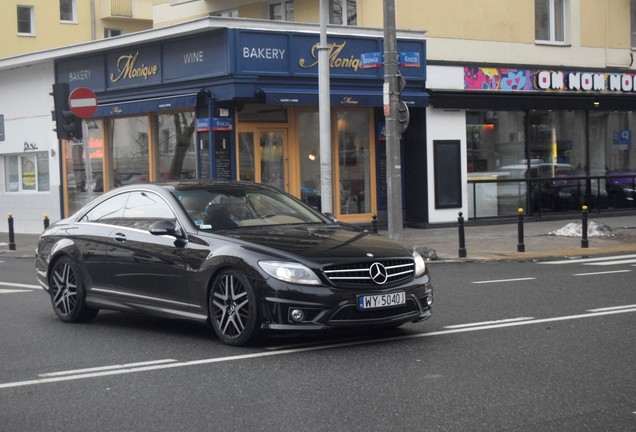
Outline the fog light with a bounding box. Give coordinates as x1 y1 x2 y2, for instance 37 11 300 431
290 309 305 322
426 296 434 306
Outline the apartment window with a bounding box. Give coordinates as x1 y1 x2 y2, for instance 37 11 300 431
17 5 34 35
330 0 357 25
104 28 123 38
4 153 50 192
60 0 76 22
269 1 294 21
631 0 636 48
535 0 566 43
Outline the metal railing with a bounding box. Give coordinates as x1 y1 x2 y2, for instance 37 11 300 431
467 173 636 220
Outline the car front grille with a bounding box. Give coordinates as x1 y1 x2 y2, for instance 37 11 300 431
322 259 414 287
329 298 419 323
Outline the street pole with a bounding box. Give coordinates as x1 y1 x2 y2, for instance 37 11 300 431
82 120 93 199
318 0 333 214
383 0 403 239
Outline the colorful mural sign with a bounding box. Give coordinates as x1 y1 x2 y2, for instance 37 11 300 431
465 67 636 94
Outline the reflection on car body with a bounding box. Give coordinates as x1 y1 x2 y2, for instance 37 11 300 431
35 181 433 346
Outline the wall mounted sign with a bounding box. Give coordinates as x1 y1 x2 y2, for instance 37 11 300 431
465 66 636 94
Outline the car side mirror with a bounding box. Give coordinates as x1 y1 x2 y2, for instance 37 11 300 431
323 212 338 223
149 220 180 237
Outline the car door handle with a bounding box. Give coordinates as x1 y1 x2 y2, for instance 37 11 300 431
114 233 127 242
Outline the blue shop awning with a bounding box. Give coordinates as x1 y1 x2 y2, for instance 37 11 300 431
258 87 429 107
94 92 199 117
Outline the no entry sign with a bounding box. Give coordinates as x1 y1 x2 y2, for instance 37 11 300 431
68 87 97 118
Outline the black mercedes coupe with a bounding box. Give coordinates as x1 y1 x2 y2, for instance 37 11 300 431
35 181 433 346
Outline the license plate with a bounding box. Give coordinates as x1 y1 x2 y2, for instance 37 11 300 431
358 292 406 310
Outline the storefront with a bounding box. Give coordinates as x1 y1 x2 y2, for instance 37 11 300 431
427 64 636 222
55 22 428 225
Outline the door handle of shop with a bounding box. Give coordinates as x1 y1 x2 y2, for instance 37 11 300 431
114 233 127 242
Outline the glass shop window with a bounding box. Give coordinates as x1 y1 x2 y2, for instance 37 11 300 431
4 153 50 192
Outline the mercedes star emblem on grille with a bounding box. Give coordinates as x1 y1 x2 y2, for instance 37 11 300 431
369 262 388 284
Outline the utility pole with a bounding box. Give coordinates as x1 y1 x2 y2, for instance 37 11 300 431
383 0 403 239
318 0 333 214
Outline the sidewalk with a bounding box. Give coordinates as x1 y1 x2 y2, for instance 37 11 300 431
2 214 636 261
389 214 636 262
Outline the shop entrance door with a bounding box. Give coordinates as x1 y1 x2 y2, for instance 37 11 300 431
237 128 288 192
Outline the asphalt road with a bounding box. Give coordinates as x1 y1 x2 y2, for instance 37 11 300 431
1 255 635 432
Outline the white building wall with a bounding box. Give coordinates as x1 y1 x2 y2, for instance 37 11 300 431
0 61 61 234
426 65 467 224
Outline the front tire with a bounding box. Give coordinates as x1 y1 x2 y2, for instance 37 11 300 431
209 269 260 347
49 256 98 323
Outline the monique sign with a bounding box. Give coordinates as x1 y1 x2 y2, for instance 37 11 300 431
465 67 636 94
110 51 159 82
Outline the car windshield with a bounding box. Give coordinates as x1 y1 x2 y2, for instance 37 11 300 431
173 186 325 231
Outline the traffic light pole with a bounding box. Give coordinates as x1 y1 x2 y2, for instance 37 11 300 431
82 120 94 197
383 0 403 239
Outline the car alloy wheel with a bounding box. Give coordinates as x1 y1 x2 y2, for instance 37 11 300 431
209 270 259 346
49 257 98 323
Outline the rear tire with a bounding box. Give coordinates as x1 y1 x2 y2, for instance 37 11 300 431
49 256 98 323
209 269 260 347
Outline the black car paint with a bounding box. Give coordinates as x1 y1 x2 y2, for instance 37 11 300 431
36 181 433 344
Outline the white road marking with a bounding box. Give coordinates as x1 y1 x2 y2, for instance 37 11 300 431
0 289 32 294
587 304 636 312
0 281 41 289
573 270 631 276
443 317 534 329
39 359 178 377
538 254 636 265
1 306 635 390
472 277 535 284
584 259 636 266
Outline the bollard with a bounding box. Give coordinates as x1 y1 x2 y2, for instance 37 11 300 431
44 214 50 229
517 208 525 253
457 212 467 258
8 213 16 251
581 205 589 248
372 214 378 234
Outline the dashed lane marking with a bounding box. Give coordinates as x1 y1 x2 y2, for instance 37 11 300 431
1 306 635 390
573 270 631 276
0 282 41 289
472 277 536 284
538 254 636 265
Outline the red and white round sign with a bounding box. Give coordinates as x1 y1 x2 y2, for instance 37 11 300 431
68 87 97 118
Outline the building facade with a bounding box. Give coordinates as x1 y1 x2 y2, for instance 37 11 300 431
0 0 153 59
2 0 636 233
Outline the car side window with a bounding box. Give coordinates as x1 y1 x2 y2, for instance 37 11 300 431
121 191 176 231
79 193 129 225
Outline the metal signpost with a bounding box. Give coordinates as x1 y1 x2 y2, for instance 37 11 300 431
383 0 403 239
68 87 98 197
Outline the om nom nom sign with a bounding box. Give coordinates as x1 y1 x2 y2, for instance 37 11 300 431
465 67 636 94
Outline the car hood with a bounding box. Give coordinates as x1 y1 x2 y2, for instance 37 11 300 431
214 225 411 260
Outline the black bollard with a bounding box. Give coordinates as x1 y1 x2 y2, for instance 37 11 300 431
458 212 467 258
44 214 50 229
372 214 378 234
581 205 589 248
8 213 16 251
517 208 525 253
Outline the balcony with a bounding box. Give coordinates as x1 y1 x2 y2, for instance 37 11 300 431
111 0 132 17
101 0 153 20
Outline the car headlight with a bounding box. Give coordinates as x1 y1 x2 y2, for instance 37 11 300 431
413 251 426 277
258 261 322 285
